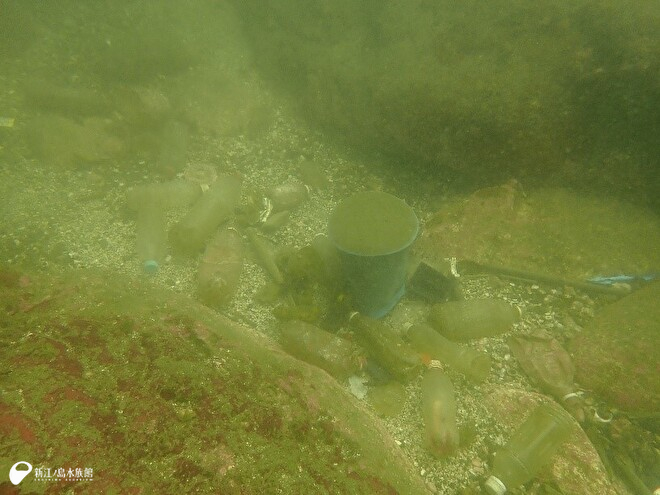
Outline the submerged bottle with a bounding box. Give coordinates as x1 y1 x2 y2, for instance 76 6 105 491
349 313 422 382
407 323 491 383
420 363 459 458
246 228 284 284
198 227 243 307
170 175 242 255
279 320 364 380
135 186 168 274
429 299 521 341
484 402 574 495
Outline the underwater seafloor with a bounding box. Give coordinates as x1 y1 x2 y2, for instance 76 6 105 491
1 2 659 494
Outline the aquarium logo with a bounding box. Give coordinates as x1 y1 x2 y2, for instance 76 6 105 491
9 461 32 485
7 462 94 485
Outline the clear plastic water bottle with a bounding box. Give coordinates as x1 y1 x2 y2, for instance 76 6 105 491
349 313 422 382
421 363 459 458
484 402 574 495
135 188 167 274
279 320 364 380
406 323 491 383
429 299 521 341
169 175 242 255
129 181 202 274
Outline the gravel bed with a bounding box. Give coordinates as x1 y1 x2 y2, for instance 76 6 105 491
0 102 612 494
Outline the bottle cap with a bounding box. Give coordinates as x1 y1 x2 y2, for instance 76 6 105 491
427 359 444 370
143 260 159 274
484 475 507 495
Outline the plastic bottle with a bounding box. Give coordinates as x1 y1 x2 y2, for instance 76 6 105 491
246 228 284 284
279 320 364 380
198 227 243 307
429 299 521 341
484 402 574 495
349 313 422 382
169 175 242 255
407 323 491 383
420 363 459 458
135 187 168 274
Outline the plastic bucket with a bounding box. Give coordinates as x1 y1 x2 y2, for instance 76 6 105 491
328 191 418 318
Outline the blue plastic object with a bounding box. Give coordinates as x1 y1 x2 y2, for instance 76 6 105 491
329 191 418 318
143 260 159 275
587 273 657 285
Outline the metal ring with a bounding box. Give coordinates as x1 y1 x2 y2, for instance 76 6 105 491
592 408 613 423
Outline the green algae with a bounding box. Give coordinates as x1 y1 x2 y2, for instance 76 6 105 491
0 267 427 494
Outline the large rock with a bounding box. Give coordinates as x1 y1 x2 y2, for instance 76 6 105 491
570 281 660 415
413 183 660 281
233 0 660 207
0 267 428 494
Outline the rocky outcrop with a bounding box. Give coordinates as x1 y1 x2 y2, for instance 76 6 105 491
233 0 660 207
570 281 660 416
0 267 428 494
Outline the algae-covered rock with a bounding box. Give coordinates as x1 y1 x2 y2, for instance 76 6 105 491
233 0 660 206
570 281 660 416
414 185 660 281
0 267 428 494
